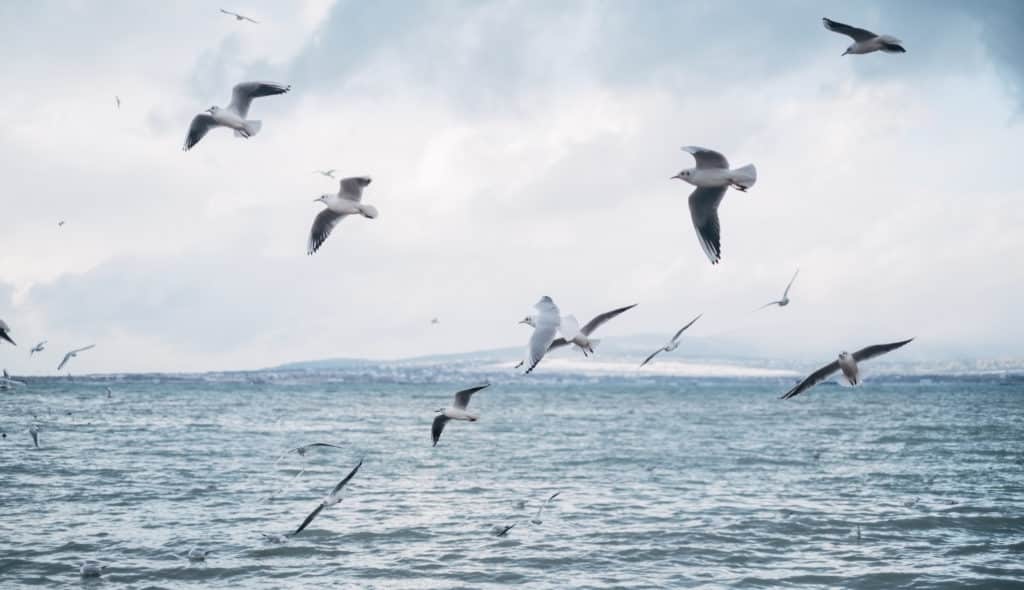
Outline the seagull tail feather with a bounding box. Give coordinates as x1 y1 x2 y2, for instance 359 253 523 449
730 164 757 190
234 120 262 138
359 204 379 219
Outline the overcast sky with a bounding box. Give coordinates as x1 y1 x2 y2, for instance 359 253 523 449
1 0 1022 374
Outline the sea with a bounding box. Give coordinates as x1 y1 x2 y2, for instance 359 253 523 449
1 362 1023 589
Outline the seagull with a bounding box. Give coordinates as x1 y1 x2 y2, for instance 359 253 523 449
431 317 440 325
57 220 65 228
183 81 291 151
105 386 113 398
0 319 15 346
432 384 490 447
307 176 378 254
530 492 560 525
292 459 363 536
1 369 26 388
286 442 344 457
640 313 703 367
187 547 212 562
29 424 40 448
58 345 95 371
79 560 106 578
313 169 337 178
551 304 638 356
672 146 757 265
781 338 914 399
518 296 562 374
758 269 800 309
220 8 259 23
30 341 46 355
823 17 905 55
491 523 516 537
114 96 120 110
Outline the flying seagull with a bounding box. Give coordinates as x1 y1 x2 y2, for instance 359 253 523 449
58 345 95 371
57 220 65 227
640 313 703 367
519 296 562 374
307 176 379 254
183 81 291 151
114 96 120 110
313 169 337 178
30 341 46 356
531 492 560 525
287 442 344 457
759 269 800 309
0 319 15 346
823 17 905 55
431 317 440 325
552 303 637 356
491 523 516 537
187 547 212 562
672 146 757 264
79 560 106 578
432 383 490 447
220 8 259 23
1 369 26 388
29 424 40 448
781 338 914 399
292 459 363 536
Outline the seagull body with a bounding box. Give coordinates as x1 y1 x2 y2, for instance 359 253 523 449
549 304 637 357
640 313 703 367
531 492 560 525
432 384 489 447
183 81 291 151
0 319 15 346
220 8 259 23
759 269 800 309
781 338 914 399
307 177 378 254
823 17 905 55
187 547 212 562
289 442 344 457
313 169 337 178
79 560 106 578
519 297 562 374
29 424 40 448
58 345 95 371
431 317 440 325
57 220 65 228
30 340 46 355
114 96 120 110
673 146 757 264
293 459 363 536
491 523 516 537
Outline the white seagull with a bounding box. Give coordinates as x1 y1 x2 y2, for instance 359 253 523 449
531 492 560 525
491 523 516 537
518 296 562 374
30 340 46 355
759 269 800 309
823 17 905 55
0 319 15 346
781 338 914 399
672 146 757 265
57 220 65 228
58 345 95 371
220 8 259 23
432 384 490 447
640 313 703 367
114 95 121 110
313 169 337 178
29 424 40 448
283 442 344 459
183 81 291 151
292 459 363 536
551 303 638 356
187 547 212 562
307 176 379 254
79 560 106 578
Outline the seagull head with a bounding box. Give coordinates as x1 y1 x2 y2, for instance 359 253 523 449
206 106 218 114
839 351 852 360
842 47 851 56
671 169 695 184
518 316 536 327
313 194 329 204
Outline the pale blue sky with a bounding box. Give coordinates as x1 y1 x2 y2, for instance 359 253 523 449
0 1 1022 373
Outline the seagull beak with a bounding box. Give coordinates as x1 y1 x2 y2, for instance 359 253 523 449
670 173 683 180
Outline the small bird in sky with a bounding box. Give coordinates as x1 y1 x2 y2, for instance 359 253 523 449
313 169 337 178
30 341 47 355
307 177 378 254
220 8 259 23
823 17 905 55
58 345 96 371
758 269 800 309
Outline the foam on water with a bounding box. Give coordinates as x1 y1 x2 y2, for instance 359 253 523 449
1 370 1022 588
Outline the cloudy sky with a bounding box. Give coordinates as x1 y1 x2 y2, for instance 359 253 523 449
1 0 1022 374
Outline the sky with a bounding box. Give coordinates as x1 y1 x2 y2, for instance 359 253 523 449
1 0 1023 374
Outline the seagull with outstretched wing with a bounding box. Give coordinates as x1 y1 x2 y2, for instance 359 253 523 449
58 345 95 371
292 459 363 536
640 313 703 367
781 339 914 399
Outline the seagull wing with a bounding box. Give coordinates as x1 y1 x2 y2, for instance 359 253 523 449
671 313 703 342
640 348 663 367
783 269 800 298
292 502 326 536
432 414 450 446
307 443 344 450
339 176 372 201
688 186 727 264
30 429 39 447
781 360 842 399
183 113 217 151
57 352 73 371
547 337 570 352
852 338 914 363
524 301 561 374
243 15 259 23
72 344 96 355
560 315 581 339
681 146 729 169
757 301 783 310
227 81 291 118
307 209 346 255
329 459 363 495
219 9 235 17
822 17 876 42
580 303 638 336
453 383 489 410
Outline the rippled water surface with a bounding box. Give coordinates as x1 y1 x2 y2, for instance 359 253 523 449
2 371 1023 588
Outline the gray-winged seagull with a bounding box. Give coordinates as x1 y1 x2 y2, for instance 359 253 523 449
307 176 378 254
220 8 259 23
58 345 95 371
640 313 703 367
759 269 800 309
781 338 914 399
184 81 290 150
432 384 490 447
823 17 905 55
0 320 15 346
518 297 562 374
292 459 363 535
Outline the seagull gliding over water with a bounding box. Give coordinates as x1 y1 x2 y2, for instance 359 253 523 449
551 303 637 356
292 459 363 536
519 296 562 374
432 384 490 447
640 313 703 367
531 492 560 525
307 176 379 254
781 338 914 399
30 341 46 355
58 345 95 371
759 269 800 309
